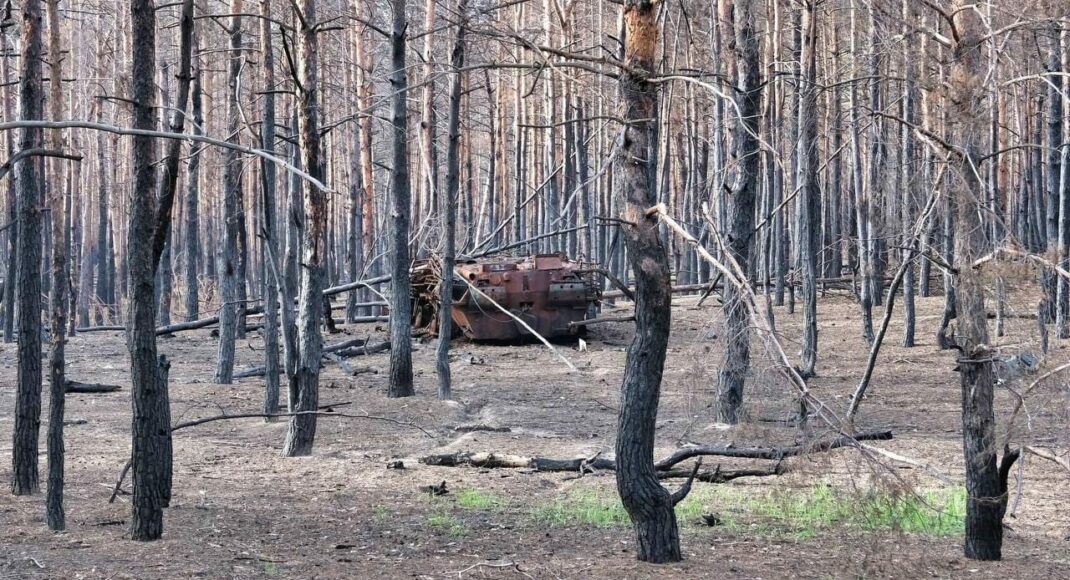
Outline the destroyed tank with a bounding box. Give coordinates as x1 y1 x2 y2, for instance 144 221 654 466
411 254 601 341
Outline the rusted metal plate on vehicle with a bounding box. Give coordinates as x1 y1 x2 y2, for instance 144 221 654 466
411 254 601 341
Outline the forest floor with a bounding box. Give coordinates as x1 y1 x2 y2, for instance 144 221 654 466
1 287 1068 579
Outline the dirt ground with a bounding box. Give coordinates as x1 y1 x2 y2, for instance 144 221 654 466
1 288 1068 579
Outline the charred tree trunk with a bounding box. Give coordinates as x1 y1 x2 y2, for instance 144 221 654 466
215 3 244 384
128 0 169 541
716 0 761 424
184 28 203 322
283 0 325 456
436 1 466 401
614 0 684 563
12 0 44 497
947 5 1008 561
260 0 280 418
387 0 414 398
795 1 820 377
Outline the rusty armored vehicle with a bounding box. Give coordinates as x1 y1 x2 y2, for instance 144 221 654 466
411 254 601 341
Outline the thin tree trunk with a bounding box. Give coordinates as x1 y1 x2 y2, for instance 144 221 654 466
260 0 281 418
796 0 820 377
44 0 66 528
436 0 467 400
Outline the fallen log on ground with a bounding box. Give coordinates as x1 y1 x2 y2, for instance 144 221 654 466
65 380 121 394
233 340 391 378
569 314 635 328
420 431 893 475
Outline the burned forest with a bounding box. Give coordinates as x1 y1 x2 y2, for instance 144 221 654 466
1 0 1070 577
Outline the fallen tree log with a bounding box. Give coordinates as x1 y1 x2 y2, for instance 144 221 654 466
420 430 893 474
569 314 635 328
233 340 391 379
65 380 121 394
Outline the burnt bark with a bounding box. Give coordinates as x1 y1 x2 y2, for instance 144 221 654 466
436 1 467 401
614 0 682 563
12 0 44 497
283 0 325 456
716 0 761 424
387 0 414 398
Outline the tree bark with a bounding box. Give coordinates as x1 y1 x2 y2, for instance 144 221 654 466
260 0 281 418
614 0 683 563
387 0 414 398
12 0 44 497
283 0 326 456
127 0 169 541
947 4 1007 561
214 1 245 384
795 0 820 377
436 0 467 400
716 0 762 424
44 0 66 527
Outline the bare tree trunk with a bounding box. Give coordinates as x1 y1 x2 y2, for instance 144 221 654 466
283 0 325 456
215 2 244 384
436 0 467 401
1 15 14 343
716 0 761 423
848 0 872 343
387 0 414 398
947 4 1010 561
899 0 916 347
795 0 820 378
11 0 44 497
614 0 684 563
128 0 168 541
44 0 66 527
260 0 281 418
184 27 203 322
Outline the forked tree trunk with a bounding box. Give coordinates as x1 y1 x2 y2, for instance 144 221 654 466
614 0 683 563
283 0 325 456
387 0 414 398
716 0 761 424
12 0 44 497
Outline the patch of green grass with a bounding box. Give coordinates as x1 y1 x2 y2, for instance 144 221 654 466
529 484 966 540
426 509 468 537
532 488 630 528
456 488 504 510
372 505 391 523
